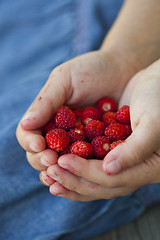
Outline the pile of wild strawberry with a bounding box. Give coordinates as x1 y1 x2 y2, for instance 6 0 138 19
43 97 132 159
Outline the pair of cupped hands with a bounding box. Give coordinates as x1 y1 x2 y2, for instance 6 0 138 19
16 50 160 201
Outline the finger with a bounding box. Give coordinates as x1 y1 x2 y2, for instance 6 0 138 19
47 164 101 197
57 153 159 188
58 154 134 188
40 171 55 186
47 164 137 199
107 153 160 187
103 117 160 175
16 124 46 153
26 149 58 171
49 182 93 201
58 154 111 186
20 65 72 131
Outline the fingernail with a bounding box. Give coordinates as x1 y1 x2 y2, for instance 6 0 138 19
104 160 122 175
40 157 50 167
21 112 36 125
50 183 63 196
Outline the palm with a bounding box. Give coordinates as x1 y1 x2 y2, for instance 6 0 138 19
64 51 130 108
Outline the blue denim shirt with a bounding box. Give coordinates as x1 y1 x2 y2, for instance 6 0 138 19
0 1 160 239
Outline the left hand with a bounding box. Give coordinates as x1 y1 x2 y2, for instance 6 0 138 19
42 59 160 201
44 155 138 201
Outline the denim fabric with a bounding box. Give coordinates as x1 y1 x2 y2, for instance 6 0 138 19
0 1 160 240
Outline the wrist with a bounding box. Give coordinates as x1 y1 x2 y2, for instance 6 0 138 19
100 0 160 78
101 38 160 72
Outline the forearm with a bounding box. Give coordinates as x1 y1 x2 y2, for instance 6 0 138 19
101 0 160 72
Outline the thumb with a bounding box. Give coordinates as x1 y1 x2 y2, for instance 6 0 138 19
102 118 160 175
20 66 72 131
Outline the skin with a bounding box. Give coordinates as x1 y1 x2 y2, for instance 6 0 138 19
16 50 135 168
16 0 160 201
46 60 160 201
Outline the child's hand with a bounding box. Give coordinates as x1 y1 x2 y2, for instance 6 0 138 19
42 60 160 201
44 156 138 201
16 50 134 180
103 59 160 176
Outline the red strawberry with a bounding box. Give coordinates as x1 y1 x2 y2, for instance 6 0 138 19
73 108 84 120
110 140 125 150
102 111 116 126
104 122 127 142
96 97 117 114
91 136 110 159
59 146 71 156
115 105 130 124
75 121 84 130
85 120 105 141
43 119 55 135
68 128 86 143
82 107 101 125
55 106 76 130
125 124 132 137
45 128 69 152
70 141 93 159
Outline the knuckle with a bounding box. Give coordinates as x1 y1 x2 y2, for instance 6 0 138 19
107 181 117 188
106 195 113 199
104 178 119 188
26 151 46 171
125 147 140 167
73 167 83 177
49 65 64 80
15 124 19 139
26 151 34 165
103 190 125 199
69 194 81 201
49 68 57 79
16 124 22 144
68 183 79 193
39 172 46 185
26 151 30 160
104 192 114 199
64 178 83 194
147 153 160 183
